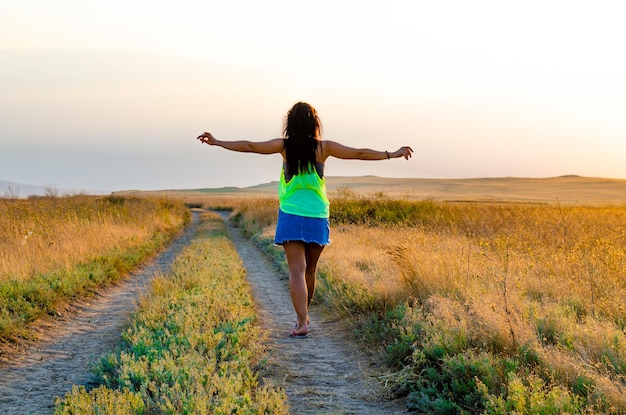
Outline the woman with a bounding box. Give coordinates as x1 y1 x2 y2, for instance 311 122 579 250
197 101 413 337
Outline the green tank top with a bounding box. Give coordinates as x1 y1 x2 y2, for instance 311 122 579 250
278 164 330 218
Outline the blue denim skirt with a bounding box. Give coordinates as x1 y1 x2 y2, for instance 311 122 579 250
274 209 330 246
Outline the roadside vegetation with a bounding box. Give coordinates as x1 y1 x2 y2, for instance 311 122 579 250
0 195 189 343
55 212 287 414
222 191 626 414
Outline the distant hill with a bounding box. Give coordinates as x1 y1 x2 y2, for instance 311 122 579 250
0 180 102 198
0 180 50 197
119 175 626 204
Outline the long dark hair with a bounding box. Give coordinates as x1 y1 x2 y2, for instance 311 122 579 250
283 102 321 177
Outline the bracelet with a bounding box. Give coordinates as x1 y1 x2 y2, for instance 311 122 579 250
385 151 390 160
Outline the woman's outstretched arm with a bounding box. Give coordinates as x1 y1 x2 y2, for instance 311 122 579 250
197 132 284 155
322 140 413 161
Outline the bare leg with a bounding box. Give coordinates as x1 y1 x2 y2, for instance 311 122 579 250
304 243 325 310
283 242 308 335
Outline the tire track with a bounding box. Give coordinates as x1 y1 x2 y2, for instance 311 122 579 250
220 212 408 414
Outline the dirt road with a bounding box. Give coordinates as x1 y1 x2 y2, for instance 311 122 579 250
0 211 407 414
220 213 407 414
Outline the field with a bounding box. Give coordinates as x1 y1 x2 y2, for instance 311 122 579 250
2 176 625 414
123 175 626 205
171 175 626 414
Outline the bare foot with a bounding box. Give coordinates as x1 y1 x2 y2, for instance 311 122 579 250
290 323 308 337
295 315 311 328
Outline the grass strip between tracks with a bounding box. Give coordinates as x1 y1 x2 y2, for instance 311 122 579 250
54 211 287 415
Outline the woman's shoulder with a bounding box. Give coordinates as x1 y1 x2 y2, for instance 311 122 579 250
318 139 339 162
319 139 340 148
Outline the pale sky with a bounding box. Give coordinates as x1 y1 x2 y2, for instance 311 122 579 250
1 0 625 193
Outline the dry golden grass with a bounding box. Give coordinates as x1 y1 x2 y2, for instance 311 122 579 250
320 202 626 409
0 195 187 281
0 195 189 343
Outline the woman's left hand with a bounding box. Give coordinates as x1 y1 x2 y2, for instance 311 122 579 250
393 146 414 160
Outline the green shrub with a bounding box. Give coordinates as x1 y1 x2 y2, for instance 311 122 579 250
479 372 584 414
55 386 146 415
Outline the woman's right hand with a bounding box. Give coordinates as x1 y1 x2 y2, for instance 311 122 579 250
197 132 217 145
